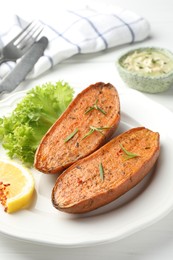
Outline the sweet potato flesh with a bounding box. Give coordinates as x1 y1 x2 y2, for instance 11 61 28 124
35 82 120 173
52 127 160 213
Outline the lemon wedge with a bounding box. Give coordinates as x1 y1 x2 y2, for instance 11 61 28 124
0 159 35 213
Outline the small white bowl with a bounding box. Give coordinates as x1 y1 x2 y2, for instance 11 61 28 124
117 47 173 93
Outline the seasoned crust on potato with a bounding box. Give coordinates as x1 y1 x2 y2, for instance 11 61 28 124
52 127 160 213
34 82 120 173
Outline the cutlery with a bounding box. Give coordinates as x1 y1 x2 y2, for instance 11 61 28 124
0 36 48 93
0 21 43 65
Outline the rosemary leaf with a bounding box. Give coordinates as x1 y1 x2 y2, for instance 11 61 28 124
99 162 104 181
85 106 95 114
82 128 94 140
120 143 139 160
82 126 110 140
64 128 78 143
96 106 107 115
85 99 107 115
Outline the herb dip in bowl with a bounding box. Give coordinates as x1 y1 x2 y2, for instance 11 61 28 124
117 47 173 93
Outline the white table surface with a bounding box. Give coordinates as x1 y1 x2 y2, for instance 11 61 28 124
1 0 173 259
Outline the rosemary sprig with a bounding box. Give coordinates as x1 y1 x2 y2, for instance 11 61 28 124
85 99 107 115
99 162 104 181
82 126 110 140
120 143 139 160
64 128 78 143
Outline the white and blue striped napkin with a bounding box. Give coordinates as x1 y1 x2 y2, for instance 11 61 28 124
0 5 150 80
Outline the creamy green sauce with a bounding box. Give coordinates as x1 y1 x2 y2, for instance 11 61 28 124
121 50 173 76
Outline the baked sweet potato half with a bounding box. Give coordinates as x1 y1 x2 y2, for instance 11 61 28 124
34 82 120 174
52 127 160 214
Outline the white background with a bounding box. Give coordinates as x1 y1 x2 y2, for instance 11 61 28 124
1 0 173 259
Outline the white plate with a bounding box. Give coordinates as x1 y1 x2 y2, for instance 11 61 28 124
0 88 173 248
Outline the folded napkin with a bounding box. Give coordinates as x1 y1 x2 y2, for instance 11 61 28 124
0 5 150 80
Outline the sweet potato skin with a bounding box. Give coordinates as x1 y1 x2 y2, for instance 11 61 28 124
52 127 160 214
34 82 120 174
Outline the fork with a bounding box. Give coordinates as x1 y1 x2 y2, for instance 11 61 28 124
0 20 43 65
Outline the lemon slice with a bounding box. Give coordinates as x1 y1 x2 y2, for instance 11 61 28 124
0 159 35 213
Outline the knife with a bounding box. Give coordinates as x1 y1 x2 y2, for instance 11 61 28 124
0 36 48 93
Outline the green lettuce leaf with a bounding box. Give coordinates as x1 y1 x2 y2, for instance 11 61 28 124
0 81 74 166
